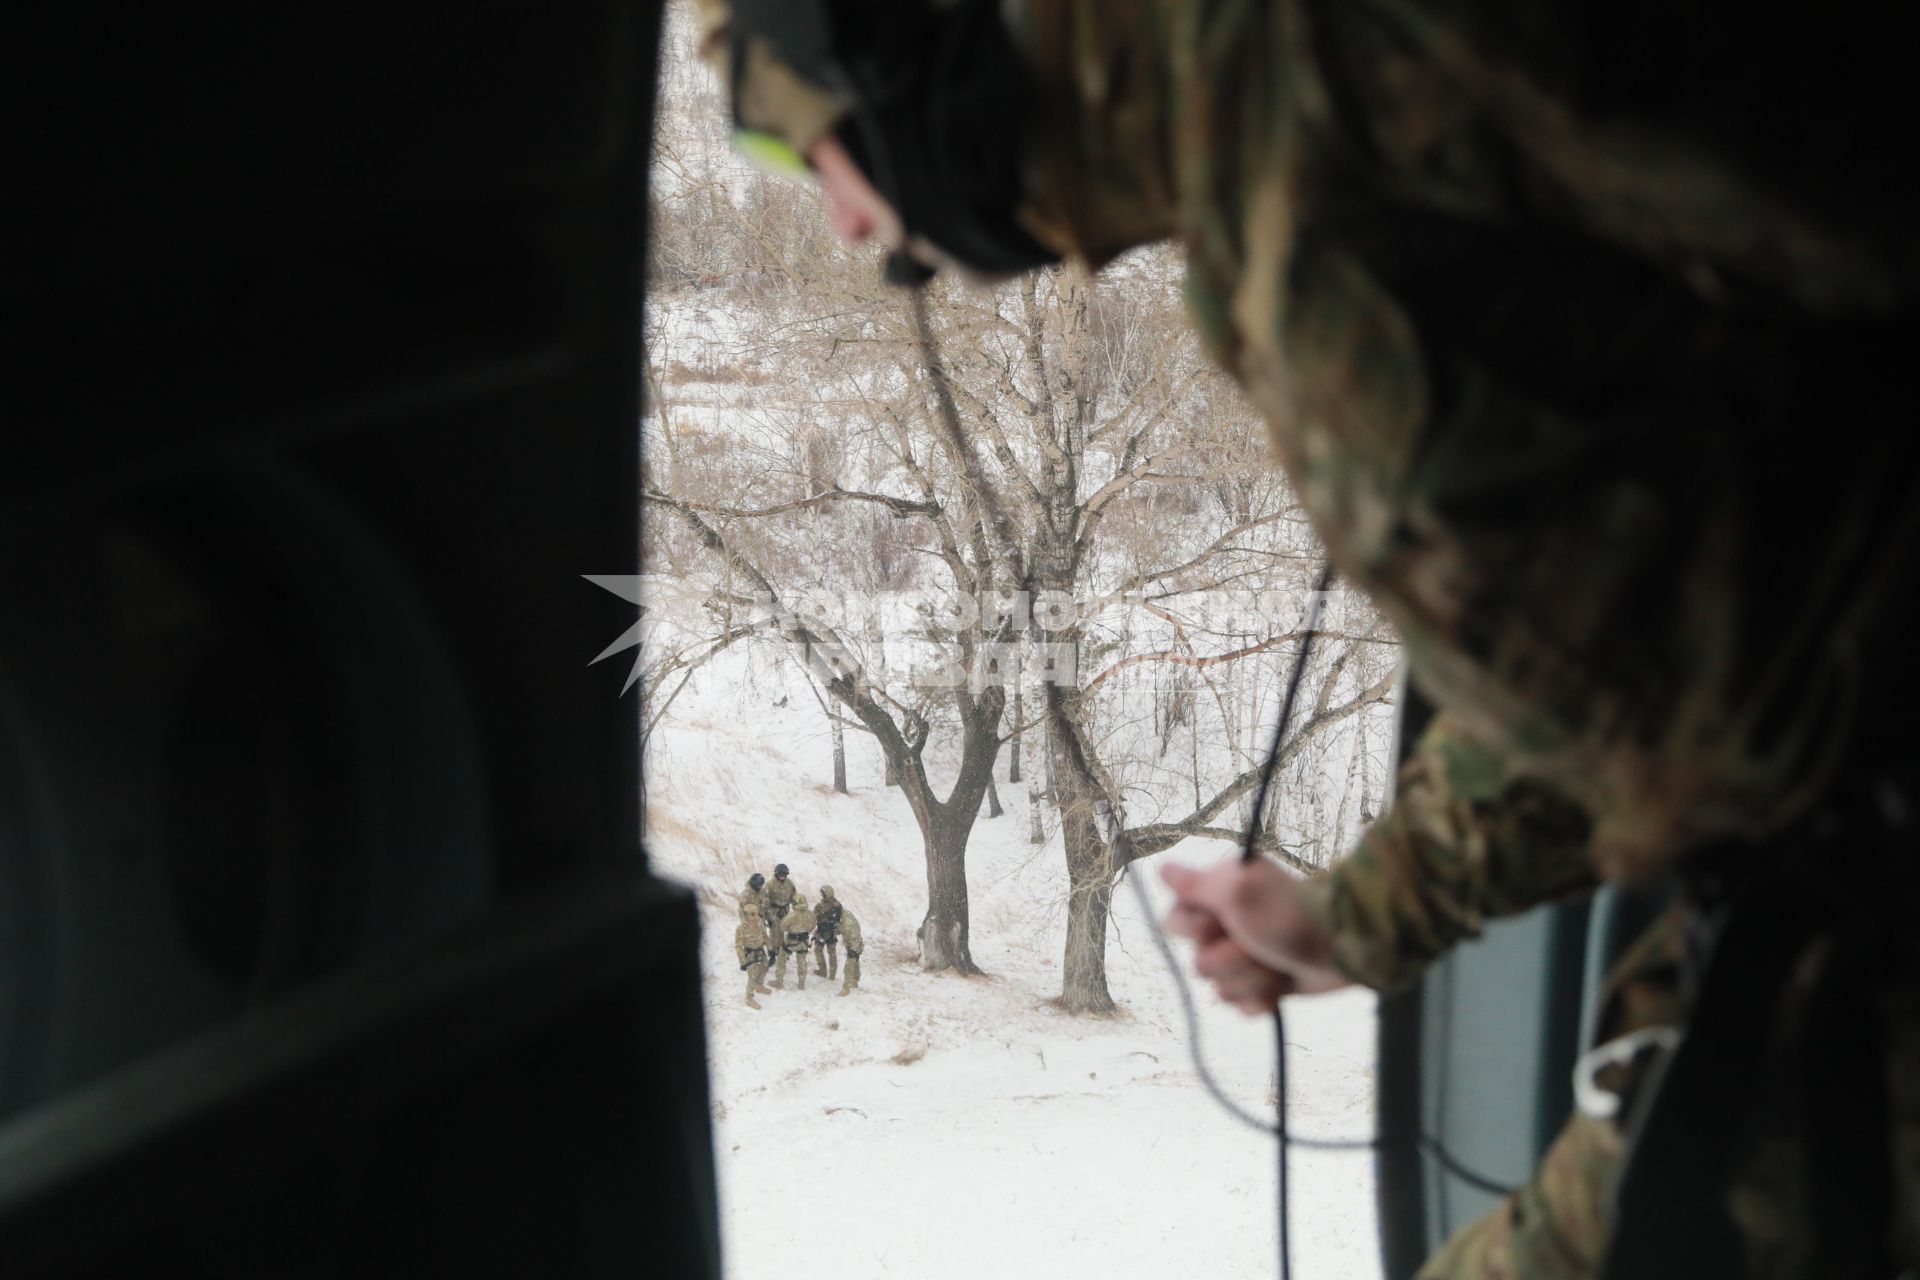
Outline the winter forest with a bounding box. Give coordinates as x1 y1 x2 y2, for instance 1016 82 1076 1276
640 6 1391 1275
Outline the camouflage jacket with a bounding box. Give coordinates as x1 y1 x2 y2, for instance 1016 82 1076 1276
838 911 863 953
766 876 797 911
735 912 769 964
1017 0 1920 989
784 903 818 940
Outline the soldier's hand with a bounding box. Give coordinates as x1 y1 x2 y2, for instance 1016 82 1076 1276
1160 859 1350 1013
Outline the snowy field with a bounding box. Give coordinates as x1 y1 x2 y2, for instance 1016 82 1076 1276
646 656 1382 1279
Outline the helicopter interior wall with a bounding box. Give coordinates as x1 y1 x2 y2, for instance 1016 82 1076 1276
4 4 717 1275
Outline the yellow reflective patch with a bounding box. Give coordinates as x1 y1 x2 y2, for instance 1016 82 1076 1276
733 130 813 179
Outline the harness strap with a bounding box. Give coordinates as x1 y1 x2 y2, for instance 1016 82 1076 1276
1804 920 1892 1278
1603 866 1814 1279
1604 839 1896 1279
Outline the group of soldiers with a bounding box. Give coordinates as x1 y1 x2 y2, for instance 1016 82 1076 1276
733 863 863 1009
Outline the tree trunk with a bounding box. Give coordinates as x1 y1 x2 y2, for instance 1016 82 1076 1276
1045 684 1117 1013
1356 711 1375 827
1332 722 1359 860
831 711 847 794
895 685 1001 976
1009 684 1023 784
986 778 1003 819
1043 712 1056 798
1059 801 1115 1013
885 749 900 788
1190 690 1202 811
1027 680 1047 844
918 812 981 973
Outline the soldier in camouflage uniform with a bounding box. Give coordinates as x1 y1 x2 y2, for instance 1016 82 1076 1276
735 900 774 1011
814 884 844 979
764 862 797 938
739 871 769 924
695 2 1919 1275
837 906 863 997
773 891 817 990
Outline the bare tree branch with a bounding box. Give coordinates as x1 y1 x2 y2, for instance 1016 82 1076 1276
669 485 938 520
1116 665 1397 867
1120 825 1316 873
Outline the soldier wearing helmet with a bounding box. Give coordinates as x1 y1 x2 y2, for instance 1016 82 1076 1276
763 862 797 941
836 905 863 997
813 884 844 980
739 870 769 923
734 899 774 1011
773 891 817 990
691 0 1057 285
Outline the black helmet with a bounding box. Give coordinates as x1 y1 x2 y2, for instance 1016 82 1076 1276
725 0 1058 281
748 873 766 890
774 863 789 878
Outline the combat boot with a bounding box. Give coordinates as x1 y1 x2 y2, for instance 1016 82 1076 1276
746 995 761 1010
755 982 773 994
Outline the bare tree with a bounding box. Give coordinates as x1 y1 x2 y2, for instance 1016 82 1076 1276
906 261 1400 1011
640 10 1401 1006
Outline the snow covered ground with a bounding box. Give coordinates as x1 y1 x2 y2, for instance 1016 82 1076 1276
646 654 1382 1279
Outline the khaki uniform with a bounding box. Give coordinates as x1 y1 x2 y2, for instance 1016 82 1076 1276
734 907 772 1008
814 889 844 979
697 0 1920 1271
838 911 863 995
764 873 796 935
774 898 816 989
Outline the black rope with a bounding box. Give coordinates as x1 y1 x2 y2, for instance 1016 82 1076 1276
1240 563 1337 868
1277 1003 1292 1277
1125 560 1513 1280
1245 563 1334 1280
1125 860 1517 1194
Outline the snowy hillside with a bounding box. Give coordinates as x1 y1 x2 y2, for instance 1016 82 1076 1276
646 651 1382 1280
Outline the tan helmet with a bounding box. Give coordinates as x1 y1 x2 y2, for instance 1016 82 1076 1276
819 885 835 898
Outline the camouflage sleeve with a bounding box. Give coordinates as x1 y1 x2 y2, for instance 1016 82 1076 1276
1297 712 1599 991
